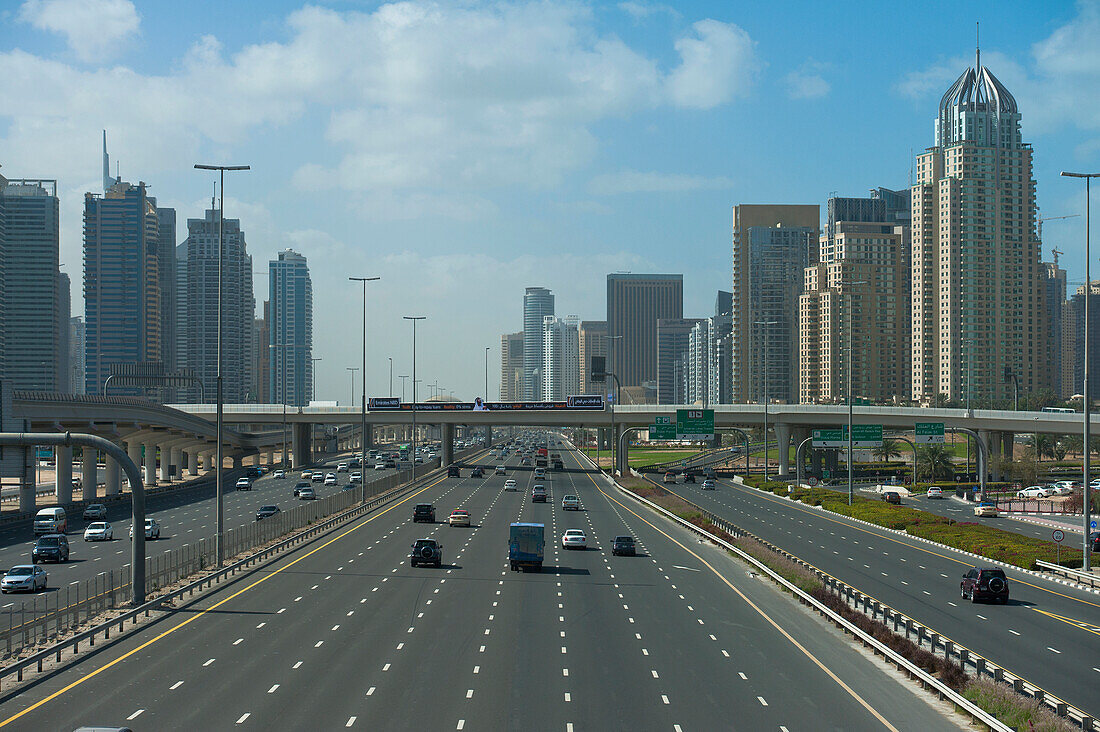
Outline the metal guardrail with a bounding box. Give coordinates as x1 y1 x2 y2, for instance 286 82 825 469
620 469 1095 731
1036 560 1100 590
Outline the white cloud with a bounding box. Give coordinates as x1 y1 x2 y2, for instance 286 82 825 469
618 2 680 21
784 60 830 100
588 169 732 195
19 0 140 63
666 19 759 109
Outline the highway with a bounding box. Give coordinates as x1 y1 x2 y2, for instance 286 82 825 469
656 473 1100 719
0 455 403 601
0 440 962 730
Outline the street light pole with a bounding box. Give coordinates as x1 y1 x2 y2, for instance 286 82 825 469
754 321 778 482
404 316 426 479
841 281 866 506
399 375 409 402
606 335 623 474
485 346 490 399
269 343 289 469
346 367 358 406
350 277 380 478
1062 170 1098 570
194 162 249 568
388 357 393 398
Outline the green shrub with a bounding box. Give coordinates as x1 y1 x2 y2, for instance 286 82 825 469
906 522 1083 570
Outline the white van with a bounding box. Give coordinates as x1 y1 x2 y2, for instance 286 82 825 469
33 507 67 536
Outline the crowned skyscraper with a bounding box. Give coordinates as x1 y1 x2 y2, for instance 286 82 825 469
910 45 1047 404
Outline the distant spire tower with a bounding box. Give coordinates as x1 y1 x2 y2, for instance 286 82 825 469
102 130 111 193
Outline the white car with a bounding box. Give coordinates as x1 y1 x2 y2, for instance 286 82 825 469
324 473 337 486
130 518 161 540
312 472 325 483
1049 481 1076 496
298 487 317 500
272 469 286 479
926 487 944 499
495 465 507 475
504 479 518 491
375 461 387 470
83 522 113 541
1016 485 1051 498
1 565 47 593
561 529 587 550
337 463 348 473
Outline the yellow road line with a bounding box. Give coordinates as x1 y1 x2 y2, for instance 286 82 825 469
1032 608 1100 637
578 460 900 732
0 472 451 728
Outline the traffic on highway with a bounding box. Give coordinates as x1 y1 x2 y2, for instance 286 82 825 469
0 435 963 730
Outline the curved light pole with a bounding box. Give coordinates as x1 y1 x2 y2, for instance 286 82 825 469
1062 170 1099 570
194 162 249 567
350 276 379 477
404 317 426 478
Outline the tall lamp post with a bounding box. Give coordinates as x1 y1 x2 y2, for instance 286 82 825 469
754 321 778 481
605 335 624 474
1061 170 1098 570
194 162 249 567
388 357 393 398
398 375 409 402
269 343 290 469
484 347 490 398
841 280 867 506
349 276 379 476
346 367 359 406
404 316 426 478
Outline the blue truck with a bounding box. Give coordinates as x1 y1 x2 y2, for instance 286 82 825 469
509 523 545 572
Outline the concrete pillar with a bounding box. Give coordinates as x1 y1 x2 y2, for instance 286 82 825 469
19 446 36 514
232 455 242 469
293 422 313 468
441 423 455 465
189 450 199 476
775 422 793 478
160 444 172 483
1001 432 1014 461
127 442 142 483
170 446 182 482
82 447 98 500
145 442 157 485
105 456 120 496
979 430 998 482
55 445 73 504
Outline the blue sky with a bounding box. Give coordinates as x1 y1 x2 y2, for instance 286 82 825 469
2 0 1098 402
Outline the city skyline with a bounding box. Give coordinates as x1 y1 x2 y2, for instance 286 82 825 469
2 1 1099 400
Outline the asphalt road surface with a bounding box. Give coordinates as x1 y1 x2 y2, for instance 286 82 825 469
0 440 962 731
658 473 1100 719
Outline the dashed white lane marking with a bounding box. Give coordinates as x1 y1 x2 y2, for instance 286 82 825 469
366 686 376 696
293 661 302 669
1048 647 1062 654
738 672 747 679
233 638 244 646
651 670 659 678
456 720 465 730
466 689 474 698
1009 629 1021 636
661 694 670 704
170 680 184 690
127 710 144 721
267 684 279 693
203 658 215 667
346 717 357 727
564 692 571 701
383 663 391 671
757 696 768 706
236 713 250 724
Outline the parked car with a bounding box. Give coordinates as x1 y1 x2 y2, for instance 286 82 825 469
1048 482 1075 496
1017 485 1052 498
561 529 587 550
926 487 944 499
974 502 1000 517
235 477 253 491
298 487 316 500
130 519 161 540
83 503 108 521
612 535 636 556
410 539 443 568
83 522 113 541
448 509 471 527
32 534 70 563
272 469 286 480
961 567 1009 604
1 565 47 593
413 503 436 523
256 505 281 521
562 495 581 511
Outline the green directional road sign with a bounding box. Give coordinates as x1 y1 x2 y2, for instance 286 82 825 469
649 424 677 440
676 409 714 440
914 422 945 444
653 415 672 425
813 429 845 448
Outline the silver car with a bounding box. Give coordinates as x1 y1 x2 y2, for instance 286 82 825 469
1 565 47 593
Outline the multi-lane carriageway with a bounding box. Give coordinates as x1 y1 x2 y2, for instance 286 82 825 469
0 444 966 731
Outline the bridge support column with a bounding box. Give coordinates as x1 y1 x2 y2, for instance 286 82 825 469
189 450 199 477
55 445 73 504
82 447 99 500
792 427 810 479
979 430 999 482
19 446 36 514
144 442 157 485
293 422 313 468
775 422 793 478
231 455 241 469
160 444 172 484
441 424 455 465
105 454 120 496
170 446 183 482
1001 432 1014 462
615 423 627 475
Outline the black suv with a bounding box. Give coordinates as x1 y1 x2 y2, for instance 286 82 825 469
552 459 564 471
413 503 436 523
410 539 443 568
448 466 462 477
612 535 636 556
256 505 281 521
471 467 485 478
33 534 70 563
961 567 1009 604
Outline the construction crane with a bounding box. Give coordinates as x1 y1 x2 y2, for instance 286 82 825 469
1037 213 1080 249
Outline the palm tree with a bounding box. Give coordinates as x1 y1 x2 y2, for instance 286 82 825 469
1030 433 1054 463
873 438 902 463
916 445 954 482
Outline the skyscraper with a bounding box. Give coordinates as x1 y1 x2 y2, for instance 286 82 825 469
0 176 62 390
656 318 703 404
731 204 819 404
578 321 607 396
523 287 554 400
57 271 71 392
156 207 178 375
910 49 1047 404
178 209 254 403
69 316 85 394
499 331 524 401
269 250 312 407
606 274 683 402
1042 259 1069 399
84 179 160 395
542 315 580 400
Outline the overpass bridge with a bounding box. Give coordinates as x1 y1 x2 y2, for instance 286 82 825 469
8 393 1095 513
